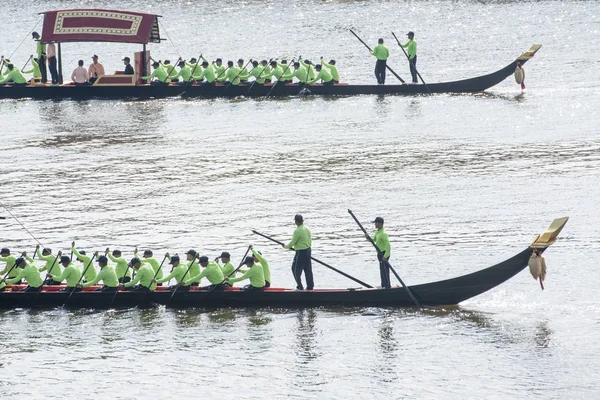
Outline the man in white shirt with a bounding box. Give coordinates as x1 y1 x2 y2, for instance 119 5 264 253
71 60 89 86
88 54 105 84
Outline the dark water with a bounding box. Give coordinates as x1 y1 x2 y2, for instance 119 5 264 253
1 0 599 398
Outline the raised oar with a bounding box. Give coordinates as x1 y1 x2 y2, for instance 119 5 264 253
137 253 168 307
225 59 252 91
246 58 273 95
204 246 251 298
266 59 294 98
66 252 96 304
391 31 430 92
108 260 133 308
252 230 373 288
20 55 32 73
169 256 197 300
347 209 422 309
349 30 405 84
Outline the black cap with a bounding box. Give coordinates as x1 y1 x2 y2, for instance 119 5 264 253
169 255 180 264
78 250 86 256
270 61 277 66
60 255 71 264
32 32 39 37
112 250 121 256
164 60 171 64
293 62 300 67
227 60 233 66
152 61 160 67
186 249 197 257
216 58 222 62
42 248 51 254
97 255 108 264
199 256 209 263
219 251 231 259
202 61 209 66
143 250 153 256
407 31 415 36
190 58 198 63
178 60 185 67
130 257 141 265
238 59 244 63
372 216 384 224
294 214 303 222
14 257 25 267
0 248 9 255
242 256 254 265
316 64 322 69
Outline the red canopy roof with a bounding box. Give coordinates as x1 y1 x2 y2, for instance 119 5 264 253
41 9 162 44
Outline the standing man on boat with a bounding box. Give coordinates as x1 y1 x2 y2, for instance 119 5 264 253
32 32 47 83
368 217 391 289
47 42 59 84
401 31 418 83
371 38 389 85
284 214 313 291
88 55 105 84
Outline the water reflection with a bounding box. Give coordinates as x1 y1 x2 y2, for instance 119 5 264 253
295 309 320 363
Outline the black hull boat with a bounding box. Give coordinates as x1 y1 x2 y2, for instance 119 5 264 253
0 217 568 310
0 45 541 100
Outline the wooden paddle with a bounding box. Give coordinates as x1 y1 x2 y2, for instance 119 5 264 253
391 31 430 92
349 30 405 84
66 252 96 304
347 209 422 309
169 256 197 300
20 55 32 73
137 253 168 307
252 230 373 288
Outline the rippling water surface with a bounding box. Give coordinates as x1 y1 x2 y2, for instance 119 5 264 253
1 0 599 398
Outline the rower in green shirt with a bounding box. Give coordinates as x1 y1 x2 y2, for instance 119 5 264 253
264 61 283 83
226 256 265 291
1 257 43 292
80 255 119 291
299 58 316 80
36 246 62 284
160 60 178 82
122 258 155 291
281 62 308 84
237 59 249 83
307 64 334 85
216 251 237 285
401 31 418 83
284 214 313 290
208 58 227 82
0 248 19 280
248 60 270 84
371 38 389 84
134 249 164 282
368 216 391 289
174 60 193 83
180 250 201 286
320 58 339 83
224 61 241 85
186 57 202 78
195 61 216 84
142 61 169 85
155 255 187 287
181 256 225 290
251 247 271 287
106 248 132 283
277 60 294 82
0 64 27 85
72 242 97 282
23 57 42 80
48 255 82 291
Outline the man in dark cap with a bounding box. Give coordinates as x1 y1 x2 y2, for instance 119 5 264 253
226 256 265 291
237 59 249 83
141 61 169 85
284 214 313 291
123 57 134 75
72 242 97 283
156 255 187 287
195 61 216 84
184 250 201 286
251 246 271 287
401 31 418 83
216 251 237 284
371 38 389 84
80 254 119 291
48 255 82 292
134 248 163 283
36 245 62 285
368 216 391 288
122 257 155 291
181 255 225 290
31 32 47 83
106 248 132 283
1 257 43 292
0 247 19 282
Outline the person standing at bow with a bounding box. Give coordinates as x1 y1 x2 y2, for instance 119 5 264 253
31 32 47 83
371 38 389 85
368 217 391 289
401 31 418 83
284 214 313 291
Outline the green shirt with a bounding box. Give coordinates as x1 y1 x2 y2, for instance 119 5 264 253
308 68 333 84
107 254 132 278
36 41 46 58
184 260 201 283
371 44 389 60
196 66 216 83
6 264 42 287
373 228 391 258
265 66 283 81
228 263 265 288
125 264 155 289
252 249 271 283
213 64 226 81
23 59 41 78
285 224 312 250
402 39 417 59
136 254 163 280
73 247 97 282
160 62 178 79
220 261 237 280
185 261 224 286
0 255 18 278
36 250 62 275
249 66 269 84
0 69 27 84
238 66 249 81
156 263 187 284
51 263 82 287
282 67 308 83
225 66 241 85
321 60 339 82
175 65 192 82
83 266 119 288
142 67 169 83
299 59 316 80
276 63 293 81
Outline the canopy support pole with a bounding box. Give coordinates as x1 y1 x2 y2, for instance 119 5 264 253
142 44 147 81
57 43 63 84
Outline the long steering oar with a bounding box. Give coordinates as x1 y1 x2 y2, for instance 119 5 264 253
252 230 373 288
66 252 96 304
391 31 430 92
347 209 422 308
169 257 197 300
204 246 251 298
349 30 405 84
137 253 168 307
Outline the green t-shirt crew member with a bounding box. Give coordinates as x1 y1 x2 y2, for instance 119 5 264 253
284 214 313 291
80 255 119 291
226 256 265 291
368 217 391 289
0 257 43 292
402 31 418 83
371 38 389 85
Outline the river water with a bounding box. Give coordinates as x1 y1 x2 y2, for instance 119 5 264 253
1 0 599 398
